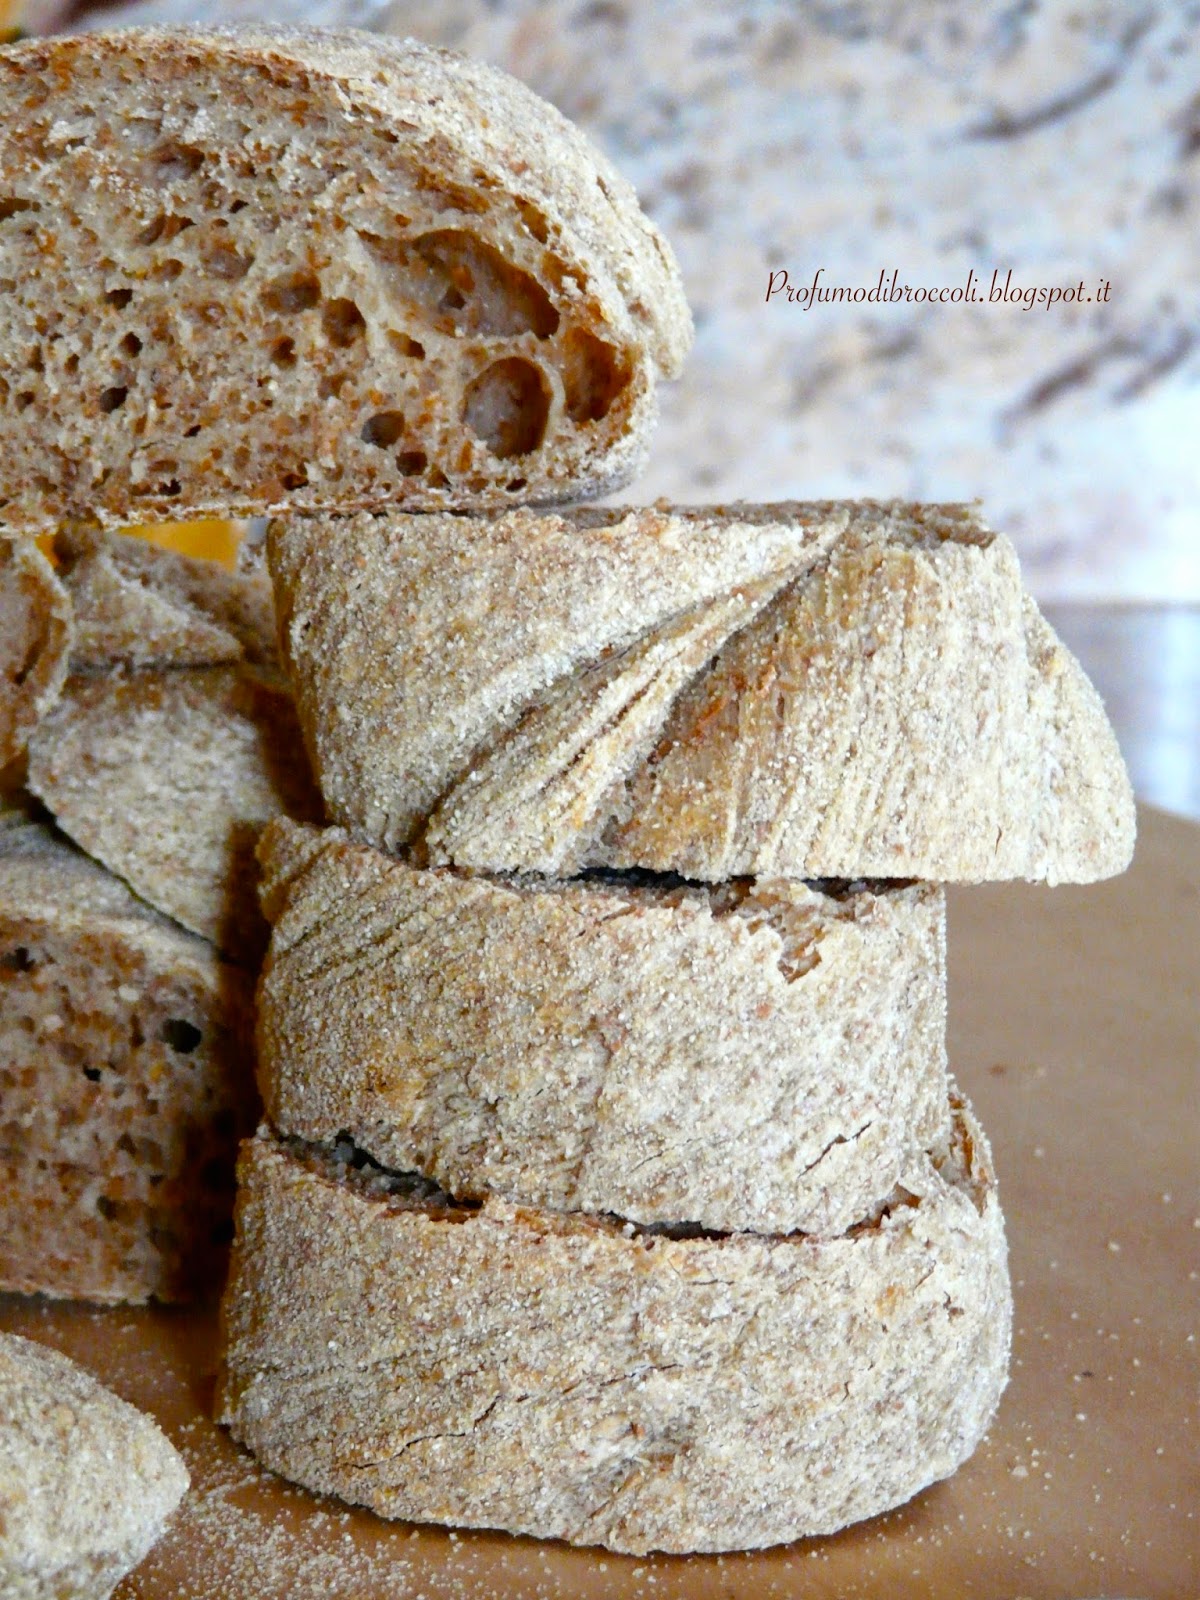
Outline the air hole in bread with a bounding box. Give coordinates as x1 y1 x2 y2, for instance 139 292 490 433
361 410 406 448
562 327 631 423
154 259 184 282
462 357 549 458
262 270 321 315
162 1017 203 1054
281 467 309 489
105 285 134 308
271 336 296 368
120 331 142 357
0 197 40 222
152 141 205 182
2 946 33 974
322 297 366 348
396 449 427 475
15 392 35 412
387 330 424 359
203 239 254 281
99 385 127 413
516 198 550 243
412 229 559 338
95 1194 118 1220
138 212 194 247
83 1065 101 1082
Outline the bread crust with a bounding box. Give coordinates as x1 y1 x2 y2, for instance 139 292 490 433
0 534 71 770
0 807 257 1304
257 817 949 1235
218 1097 1010 1555
270 500 1135 884
26 530 320 962
0 1331 188 1599
0 27 690 529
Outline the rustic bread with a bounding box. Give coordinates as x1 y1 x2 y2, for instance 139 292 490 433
26 530 320 962
0 26 690 532
0 533 71 770
257 817 949 1235
269 500 1135 884
0 805 257 1303
219 1095 1010 1555
0 1331 188 1600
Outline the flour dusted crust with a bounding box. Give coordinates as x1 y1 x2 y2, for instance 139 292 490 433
0 808 257 1304
0 1332 188 1599
219 1097 1010 1555
270 500 1135 884
0 26 690 531
0 534 71 769
258 818 949 1235
26 531 320 962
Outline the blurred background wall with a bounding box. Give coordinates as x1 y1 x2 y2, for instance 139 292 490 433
10 0 1199 602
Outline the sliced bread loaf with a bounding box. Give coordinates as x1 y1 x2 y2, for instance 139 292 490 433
269 500 1135 884
257 817 948 1235
218 1095 1010 1555
0 533 71 770
27 530 320 962
0 805 257 1303
0 1331 188 1599
0 26 690 530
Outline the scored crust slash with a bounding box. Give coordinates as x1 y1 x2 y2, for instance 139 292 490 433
0 21 1135 1577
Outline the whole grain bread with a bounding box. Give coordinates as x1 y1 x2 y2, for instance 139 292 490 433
0 1332 188 1600
219 1095 1010 1555
0 534 71 770
269 500 1135 884
258 817 949 1235
0 26 690 531
26 530 320 962
0 804 257 1303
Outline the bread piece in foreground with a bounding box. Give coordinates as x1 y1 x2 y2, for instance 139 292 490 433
0 807 257 1303
258 817 948 1235
27 530 320 962
0 27 690 531
0 1331 188 1599
219 1096 1010 1555
0 534 71 770
270 500 1134 884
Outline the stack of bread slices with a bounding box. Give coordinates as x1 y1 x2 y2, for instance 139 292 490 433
0 23 1134 1565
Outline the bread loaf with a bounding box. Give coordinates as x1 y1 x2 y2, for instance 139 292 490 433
219 1095 1010 1555
27 530 320 961
0 805 257 1303
269 500 1135 884
0 26 690 531
257 817 949 1235
0 1331 188 1599
0 534 71 770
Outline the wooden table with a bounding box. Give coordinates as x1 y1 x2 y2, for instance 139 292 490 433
3 803 1196 1599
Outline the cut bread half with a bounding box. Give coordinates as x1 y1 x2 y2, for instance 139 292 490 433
218 1095 1010 1555
27 529 320 962
0 533 71 770
0 803 257 1304
0 1332 188 1599
270 501 1135 884
0 26 690 530
258 817 949 1236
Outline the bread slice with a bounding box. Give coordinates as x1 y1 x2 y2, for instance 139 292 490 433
257 817 949 1235
0 533 71 770
26 530 320 962
0 1331 188 1599
219 1095 1010 1555
0 805 257 1303
0 26 690 531
269 500 1135 884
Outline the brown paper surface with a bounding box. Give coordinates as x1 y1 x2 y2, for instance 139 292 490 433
2 803 1196 1599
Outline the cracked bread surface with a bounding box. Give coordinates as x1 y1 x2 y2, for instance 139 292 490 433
0 1331 188 1600
0 533 71 770
0 806 257 1304
270 500 1135 884
26 530 321 963
218 1096 1010 1555
257 817 949 1235
0 26 690 531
